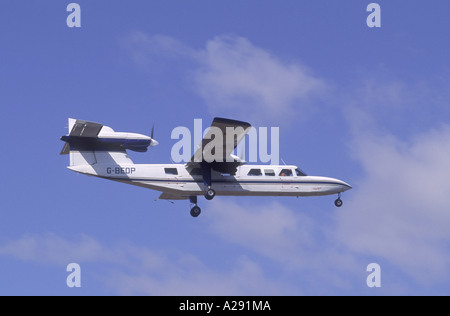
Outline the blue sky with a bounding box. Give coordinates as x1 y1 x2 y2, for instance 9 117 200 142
1 0 450 295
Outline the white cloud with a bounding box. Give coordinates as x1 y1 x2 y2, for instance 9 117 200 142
0 233 110 266
193 35 328 122
122 31 195 68
107 255 284 296
205 199 363 292
0 233 285 295
123 32 328 123
338 71 450 286
337 124 450 284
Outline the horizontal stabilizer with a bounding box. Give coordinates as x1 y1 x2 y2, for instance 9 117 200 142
69 119 103 137
60 118 157 155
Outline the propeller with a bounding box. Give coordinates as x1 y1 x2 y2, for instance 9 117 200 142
150 123 159 147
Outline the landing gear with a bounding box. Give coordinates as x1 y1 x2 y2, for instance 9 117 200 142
188 187 216 217
205 187 216 200
189 196 201 217
190 206 201 217
335 193 343 207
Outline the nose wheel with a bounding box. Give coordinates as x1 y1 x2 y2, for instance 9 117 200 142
335 193 343 207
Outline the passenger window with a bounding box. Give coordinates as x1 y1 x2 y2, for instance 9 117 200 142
164 168 178 175
264 169 275 176
279 169 293 176
247 169 262 176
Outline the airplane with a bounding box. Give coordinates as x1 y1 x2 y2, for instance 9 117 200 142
60 117 352 217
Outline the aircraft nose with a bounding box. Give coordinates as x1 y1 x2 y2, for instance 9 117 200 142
328 177 352 192
340 180 352 191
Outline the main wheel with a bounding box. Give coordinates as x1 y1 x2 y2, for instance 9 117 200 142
190 206 201 217
335 198 343 207
205 188 216 200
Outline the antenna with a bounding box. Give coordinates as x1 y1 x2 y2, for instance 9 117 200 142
281 158 287 165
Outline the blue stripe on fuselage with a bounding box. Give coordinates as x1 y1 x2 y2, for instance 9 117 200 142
105 177 351 188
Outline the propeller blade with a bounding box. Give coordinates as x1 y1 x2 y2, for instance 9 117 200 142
150 123 159 147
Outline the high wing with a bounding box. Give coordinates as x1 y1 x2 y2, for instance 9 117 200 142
69 119 104 137
189 117 251 165
187 118 251 188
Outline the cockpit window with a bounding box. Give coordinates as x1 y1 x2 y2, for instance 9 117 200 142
295 168 307 176
248 169 262 176
279 169 293 176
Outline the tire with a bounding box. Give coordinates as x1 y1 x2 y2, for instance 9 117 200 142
335 199 343 207
190 206 201 217
205 188 216 200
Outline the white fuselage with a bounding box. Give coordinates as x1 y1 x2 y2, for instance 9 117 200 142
69 163 352 198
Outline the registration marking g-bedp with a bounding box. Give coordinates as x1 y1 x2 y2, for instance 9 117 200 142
106 167 136 175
